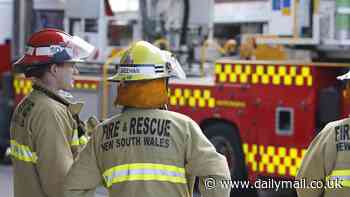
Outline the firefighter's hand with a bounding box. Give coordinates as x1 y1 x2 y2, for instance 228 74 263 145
68 102 84 115
85 116 99 135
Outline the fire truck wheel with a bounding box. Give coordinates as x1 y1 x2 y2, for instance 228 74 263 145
203 122 247 181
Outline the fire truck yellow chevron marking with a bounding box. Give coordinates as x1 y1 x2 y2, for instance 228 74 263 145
243 144 258 172
215 63 313 86
91 84 97 90
73 82 98 90
75 83 82 89
14 78 98 96
169 88 215 108
243 143 307 177
13 79 33 95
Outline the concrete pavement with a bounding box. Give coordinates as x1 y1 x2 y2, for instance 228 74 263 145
0 165 12 197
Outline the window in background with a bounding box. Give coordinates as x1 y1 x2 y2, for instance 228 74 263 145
33 10 64 33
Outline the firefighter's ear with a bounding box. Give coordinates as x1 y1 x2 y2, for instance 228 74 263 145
48 64 59 76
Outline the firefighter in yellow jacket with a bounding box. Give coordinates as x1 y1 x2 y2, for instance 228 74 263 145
296 71 350 197
63 41 231 197
9 28 95 197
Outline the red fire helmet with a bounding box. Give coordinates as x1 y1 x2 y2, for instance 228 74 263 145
13 28 95 73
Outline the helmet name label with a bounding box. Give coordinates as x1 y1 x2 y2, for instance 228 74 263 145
118 65 164 76
120 67 141 74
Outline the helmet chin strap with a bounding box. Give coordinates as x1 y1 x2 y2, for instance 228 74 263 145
161 78 170 111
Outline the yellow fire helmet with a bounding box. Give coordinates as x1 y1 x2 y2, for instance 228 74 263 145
108 41 185 82
108 41 186 108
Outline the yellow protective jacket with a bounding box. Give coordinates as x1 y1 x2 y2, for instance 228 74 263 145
296 118 350 197
64 108 231 197
9 82 89 197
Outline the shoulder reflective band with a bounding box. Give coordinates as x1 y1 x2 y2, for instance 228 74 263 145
71 129 90 146
71 129 80 146
326 169 350 187
102 163 187 187
9 140 38 163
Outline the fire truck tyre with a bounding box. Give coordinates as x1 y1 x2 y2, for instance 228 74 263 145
203 123 247 180
204 123 258 196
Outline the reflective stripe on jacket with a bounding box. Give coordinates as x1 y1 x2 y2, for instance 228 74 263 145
102 163 187 187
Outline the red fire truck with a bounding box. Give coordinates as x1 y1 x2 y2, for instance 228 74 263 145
168 60 350 181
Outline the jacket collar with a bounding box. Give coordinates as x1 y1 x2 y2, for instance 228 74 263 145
32 81 84 115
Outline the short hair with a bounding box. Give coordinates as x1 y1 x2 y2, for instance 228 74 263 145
24 64 52 78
